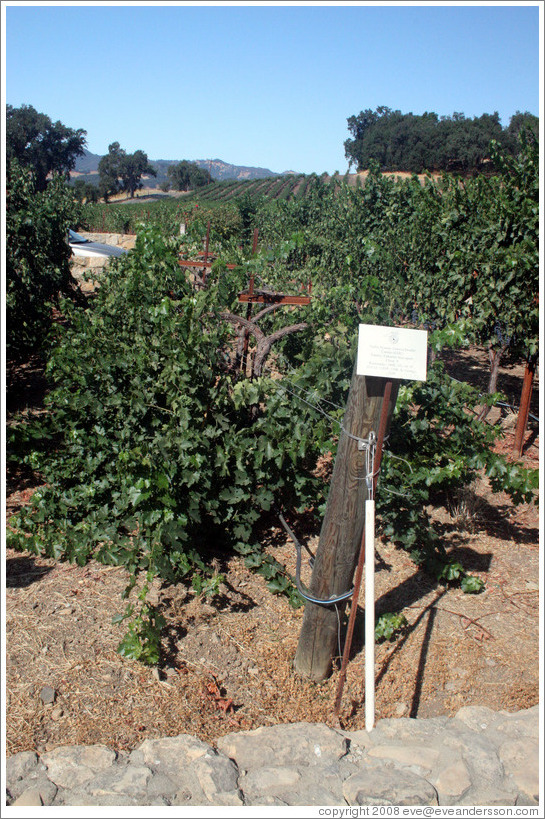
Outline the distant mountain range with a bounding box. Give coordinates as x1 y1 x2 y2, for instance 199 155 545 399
73 150 296 184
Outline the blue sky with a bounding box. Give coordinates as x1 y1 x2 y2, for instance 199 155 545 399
3 2 542 175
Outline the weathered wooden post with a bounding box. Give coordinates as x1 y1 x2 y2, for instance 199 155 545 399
294 323 428 686
293 363 398 681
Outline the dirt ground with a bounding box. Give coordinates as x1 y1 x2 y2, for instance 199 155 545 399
5 349 540 758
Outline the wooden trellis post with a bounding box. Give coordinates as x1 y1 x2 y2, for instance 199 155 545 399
293 364 399 682
294 323 428 695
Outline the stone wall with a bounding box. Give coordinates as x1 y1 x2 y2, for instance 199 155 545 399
77 232 137 251
70 233 136 293
6 705 540 807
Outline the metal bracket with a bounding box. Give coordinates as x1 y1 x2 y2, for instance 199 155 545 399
278 513 354 607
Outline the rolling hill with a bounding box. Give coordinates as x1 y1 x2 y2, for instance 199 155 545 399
73 150 296 185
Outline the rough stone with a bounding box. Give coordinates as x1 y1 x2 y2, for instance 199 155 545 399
6 769 58 804
457 788 518 807
500 735 537 763
192 754 242 805
432 759 472 800
76 231 136 250
216 721 348 771
145 772 180 801
10 789 43 806
456 732 506 793
241 765 301 793
494 706 540 739
129 735 241 806
343 766 439 806
84 764 153 798
243 794 289 806
515 792 539 807
371 715 449 742
394 702 410 717
239 765 344 806
367 743 440 772
41 744 117 788
130 734 211 774
342 729 375 753
453 704 497 732
57 788 144 807
509 769 540 804
69 233 136 285
6 751 40 783
40 686 56 705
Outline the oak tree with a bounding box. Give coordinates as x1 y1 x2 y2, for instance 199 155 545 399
167 160 212 192
98 142 157 200
6 104 87 192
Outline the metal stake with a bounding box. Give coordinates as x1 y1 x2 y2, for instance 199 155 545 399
513 353 537 458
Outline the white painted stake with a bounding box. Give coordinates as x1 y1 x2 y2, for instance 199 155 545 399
365 497 375 731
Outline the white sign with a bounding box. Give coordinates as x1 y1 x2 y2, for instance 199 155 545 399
357 324 428 381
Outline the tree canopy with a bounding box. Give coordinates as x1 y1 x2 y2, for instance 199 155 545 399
344 106 539 175
6 104 87 192
167 160 212 192
6 161 82 360
98 142 157 200
72 178 100 204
